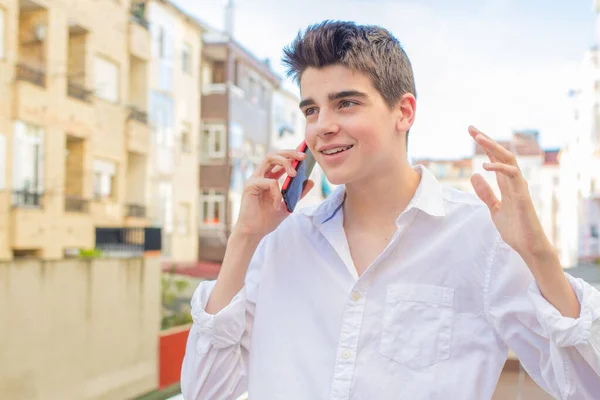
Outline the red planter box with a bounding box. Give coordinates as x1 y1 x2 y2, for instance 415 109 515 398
159 324 192 389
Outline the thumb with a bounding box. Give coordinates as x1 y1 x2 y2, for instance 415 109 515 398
470 174 499 212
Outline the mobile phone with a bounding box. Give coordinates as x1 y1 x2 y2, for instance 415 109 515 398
281 141 316 213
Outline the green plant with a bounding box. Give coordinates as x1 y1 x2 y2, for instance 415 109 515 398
161 265 193 330
79 248 103 259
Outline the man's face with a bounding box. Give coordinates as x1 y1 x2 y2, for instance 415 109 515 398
299 64 407 185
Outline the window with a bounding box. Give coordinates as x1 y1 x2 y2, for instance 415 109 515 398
158 26 165 59
181 124 191 153
94 56 119 103
0 8 5 59
182 42 192 73
200 124 226 160
200 190 225 226
0 134 5 190
158 182 173 233
92 159 116 200
177 202 191 234
12 122 43 193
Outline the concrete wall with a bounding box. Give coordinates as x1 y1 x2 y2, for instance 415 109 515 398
0 256 161 400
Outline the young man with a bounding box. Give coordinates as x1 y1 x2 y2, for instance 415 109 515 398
182 21 600 399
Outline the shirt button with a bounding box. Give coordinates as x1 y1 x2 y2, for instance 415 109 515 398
351 291 360 301
342 350 351 359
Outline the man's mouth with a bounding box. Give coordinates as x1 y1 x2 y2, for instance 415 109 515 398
321 145 354 155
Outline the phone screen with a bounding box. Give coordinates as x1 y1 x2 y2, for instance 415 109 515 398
282 146 316 212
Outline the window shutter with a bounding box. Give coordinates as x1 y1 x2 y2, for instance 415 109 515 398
0 134 6 190
12 121 26 191
37 128 44 193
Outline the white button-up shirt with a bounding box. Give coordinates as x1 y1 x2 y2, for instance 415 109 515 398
181 166 600 399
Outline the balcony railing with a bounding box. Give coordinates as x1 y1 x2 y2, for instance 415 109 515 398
130 4 150 30
16 63 46 87
65 196 89 213
126 203 146 218
67 81 93 102
12 190 43 208
128 106 149 125
95 227 161 256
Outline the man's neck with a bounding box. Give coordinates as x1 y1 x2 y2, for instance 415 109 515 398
342 161 421 231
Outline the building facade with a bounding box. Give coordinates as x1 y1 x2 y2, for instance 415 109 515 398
198 33 280 262
412 158 473 193
143 0 203 262
0 0 152 260
559 44 600 267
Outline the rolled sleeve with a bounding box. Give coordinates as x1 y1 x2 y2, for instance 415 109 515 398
528 273 600 348
191 279 250 353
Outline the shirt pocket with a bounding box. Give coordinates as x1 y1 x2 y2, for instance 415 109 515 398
379 284 455 370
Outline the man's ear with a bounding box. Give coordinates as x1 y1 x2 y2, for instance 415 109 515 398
394 93 417 133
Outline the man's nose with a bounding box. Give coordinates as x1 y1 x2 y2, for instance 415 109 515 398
315 110 340 137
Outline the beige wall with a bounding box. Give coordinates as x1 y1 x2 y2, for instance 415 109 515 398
0 256 161 400
0 0 152 260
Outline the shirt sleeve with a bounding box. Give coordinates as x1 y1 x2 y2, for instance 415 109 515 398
180 237 268 400
485 235 600 400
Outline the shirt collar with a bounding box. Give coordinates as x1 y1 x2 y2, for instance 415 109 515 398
300 164 446 224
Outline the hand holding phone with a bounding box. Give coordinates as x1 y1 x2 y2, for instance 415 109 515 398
232 145 314 240
281 141 317 213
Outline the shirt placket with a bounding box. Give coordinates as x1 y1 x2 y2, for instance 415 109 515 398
328 284 368 399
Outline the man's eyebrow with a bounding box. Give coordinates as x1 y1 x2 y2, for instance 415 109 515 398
299 90 368 109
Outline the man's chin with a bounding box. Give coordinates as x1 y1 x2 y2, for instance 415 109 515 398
322 170 352 186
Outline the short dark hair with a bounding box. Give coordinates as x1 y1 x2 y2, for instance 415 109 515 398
282 20 417 109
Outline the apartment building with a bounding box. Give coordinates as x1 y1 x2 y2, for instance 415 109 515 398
559 45 600 266
271 87 330 208
141 0 203 262
199 32 280 262
412 158 473 192
0 0 153 260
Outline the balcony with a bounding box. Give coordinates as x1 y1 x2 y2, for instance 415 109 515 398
95 227 161 257
201 84 229 120
126 107 150 154
65 196 89 213
126 203 146 218
130 3 149 30
67 81 93 103
12 190 42 208
128 106 148 124
16 63 45 87
128 4 151 61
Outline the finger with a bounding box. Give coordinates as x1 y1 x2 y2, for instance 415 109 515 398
482 162 520 178
265 165 286 180
475 134 516 166
256 151 306 177
245 178 283 209
299 179 315 200
470 173 500 212
468 125 491 140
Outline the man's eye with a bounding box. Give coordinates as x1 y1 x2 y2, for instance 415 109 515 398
340 101 356 108
305 108 317 116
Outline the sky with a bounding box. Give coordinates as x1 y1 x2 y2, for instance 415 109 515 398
173 0 597 160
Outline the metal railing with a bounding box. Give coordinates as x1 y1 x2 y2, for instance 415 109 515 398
126 203 146 218
16 63 46 87
95 227 162 255
12 190 43 208
65 196 89 213
128 106 149 125
67 81 93 102
130 4 150 29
